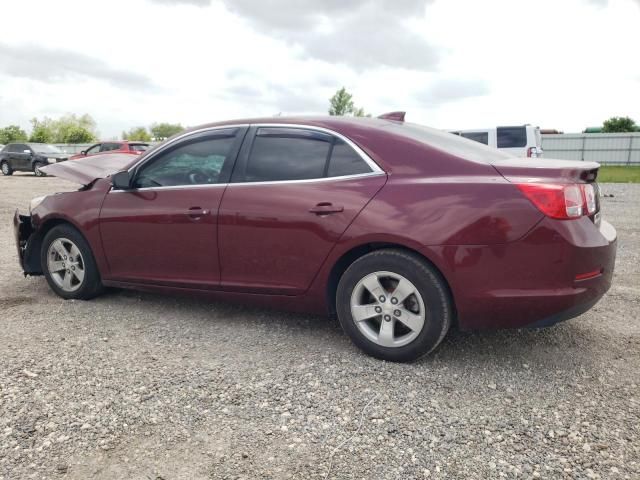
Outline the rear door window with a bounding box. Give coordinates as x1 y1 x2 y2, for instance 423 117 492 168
460 131 489 145
497 127 527 148
242 128 331 182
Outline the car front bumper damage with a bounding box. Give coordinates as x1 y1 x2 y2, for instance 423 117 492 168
13 210 39 275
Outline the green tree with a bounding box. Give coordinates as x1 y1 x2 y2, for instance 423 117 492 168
55 114 98 143
602 116 637 133
28 114 98 143
150 122 184 141
29 117 55 143
0 125 28 144
123 126 152 141
328 87 369 117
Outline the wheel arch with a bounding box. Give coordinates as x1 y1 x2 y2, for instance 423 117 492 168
325 242 457 323
23 217 89 275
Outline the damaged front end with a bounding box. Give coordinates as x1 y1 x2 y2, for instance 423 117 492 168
13 210 42 276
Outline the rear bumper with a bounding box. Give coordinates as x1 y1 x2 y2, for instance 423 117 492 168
425 216 617 330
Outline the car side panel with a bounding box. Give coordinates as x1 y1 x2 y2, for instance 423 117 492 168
301 173 545 315
29 180 112 276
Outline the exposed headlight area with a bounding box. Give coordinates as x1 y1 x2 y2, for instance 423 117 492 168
29 195 47 213
47 158 57 164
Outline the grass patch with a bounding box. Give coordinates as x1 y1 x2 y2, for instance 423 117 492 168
597 166 640 183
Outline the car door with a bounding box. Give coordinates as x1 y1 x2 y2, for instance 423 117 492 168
99 127 246 289
218 126 387 295
11 144 31 170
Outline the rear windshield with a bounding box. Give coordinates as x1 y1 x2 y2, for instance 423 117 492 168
497 127 527 148
385 122 513 163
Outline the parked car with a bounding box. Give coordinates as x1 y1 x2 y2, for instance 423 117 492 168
69 141 149 160
449 125 543 157
13 114 616 362
1 143 68 176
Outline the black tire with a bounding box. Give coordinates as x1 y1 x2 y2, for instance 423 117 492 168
336 249 452 362
33 161 47 177
41 224 104 300
1 161 13 176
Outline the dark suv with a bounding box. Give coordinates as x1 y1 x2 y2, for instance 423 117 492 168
0 143 68 176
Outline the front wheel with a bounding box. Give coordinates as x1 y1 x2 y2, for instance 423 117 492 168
41 225 104 300
336 249 452 362
33 162 47 177
1 161 13 176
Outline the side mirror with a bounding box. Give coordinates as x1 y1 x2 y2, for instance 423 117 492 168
80 150 86 155
23 149 31 154
111 170 132 190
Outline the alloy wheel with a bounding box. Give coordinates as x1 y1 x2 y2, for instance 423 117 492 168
350 271 426 348
1 163 9 175
46 237 85 292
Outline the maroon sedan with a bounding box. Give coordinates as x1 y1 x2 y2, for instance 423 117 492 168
13 115 616 361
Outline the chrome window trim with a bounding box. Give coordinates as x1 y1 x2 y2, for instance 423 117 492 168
108 171 385 193
125 122 384 176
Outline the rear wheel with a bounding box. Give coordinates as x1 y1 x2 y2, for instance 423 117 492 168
336 249 452 362
1 161 13 176
41 225 104 300
33 161 46 177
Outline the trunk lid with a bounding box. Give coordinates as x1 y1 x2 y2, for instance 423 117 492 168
40 153 138 185
490 157 600 183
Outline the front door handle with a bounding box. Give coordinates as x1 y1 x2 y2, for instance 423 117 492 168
187 207 209 219
309 202 344 215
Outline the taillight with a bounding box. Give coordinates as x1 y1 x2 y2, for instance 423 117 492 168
517 183 597 220
583 183 597 214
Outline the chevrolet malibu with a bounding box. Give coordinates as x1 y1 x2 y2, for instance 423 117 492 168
13 114 617 362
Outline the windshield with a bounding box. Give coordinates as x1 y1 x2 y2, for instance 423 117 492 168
30 144 63 154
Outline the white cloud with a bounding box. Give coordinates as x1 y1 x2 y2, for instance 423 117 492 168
0 0 638 138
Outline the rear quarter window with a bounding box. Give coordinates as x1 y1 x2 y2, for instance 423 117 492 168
497 127 527 148
327 139 372 177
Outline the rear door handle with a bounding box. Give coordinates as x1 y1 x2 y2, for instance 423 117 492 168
309 202 344 215
187 206 209 219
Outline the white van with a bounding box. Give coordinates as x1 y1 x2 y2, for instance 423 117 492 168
449 125 543 157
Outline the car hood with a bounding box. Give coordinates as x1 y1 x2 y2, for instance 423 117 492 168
40 153 138 185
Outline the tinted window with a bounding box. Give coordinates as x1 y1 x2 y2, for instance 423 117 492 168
101 143 122 152
134 134 235 188
497 127 527 148
129 143 149 152
85 144 101 155
460 131 489 145
9 144 27 153
244 130 331 182
327 139 371 177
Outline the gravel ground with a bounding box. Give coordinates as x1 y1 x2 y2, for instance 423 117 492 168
0 173 638 480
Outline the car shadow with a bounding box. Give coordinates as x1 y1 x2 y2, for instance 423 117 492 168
92 287 604 372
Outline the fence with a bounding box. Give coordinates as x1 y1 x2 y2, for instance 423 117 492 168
541 133 640 165
53 144 93 155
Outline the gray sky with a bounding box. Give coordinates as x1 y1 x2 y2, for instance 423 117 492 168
0 0 638 138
